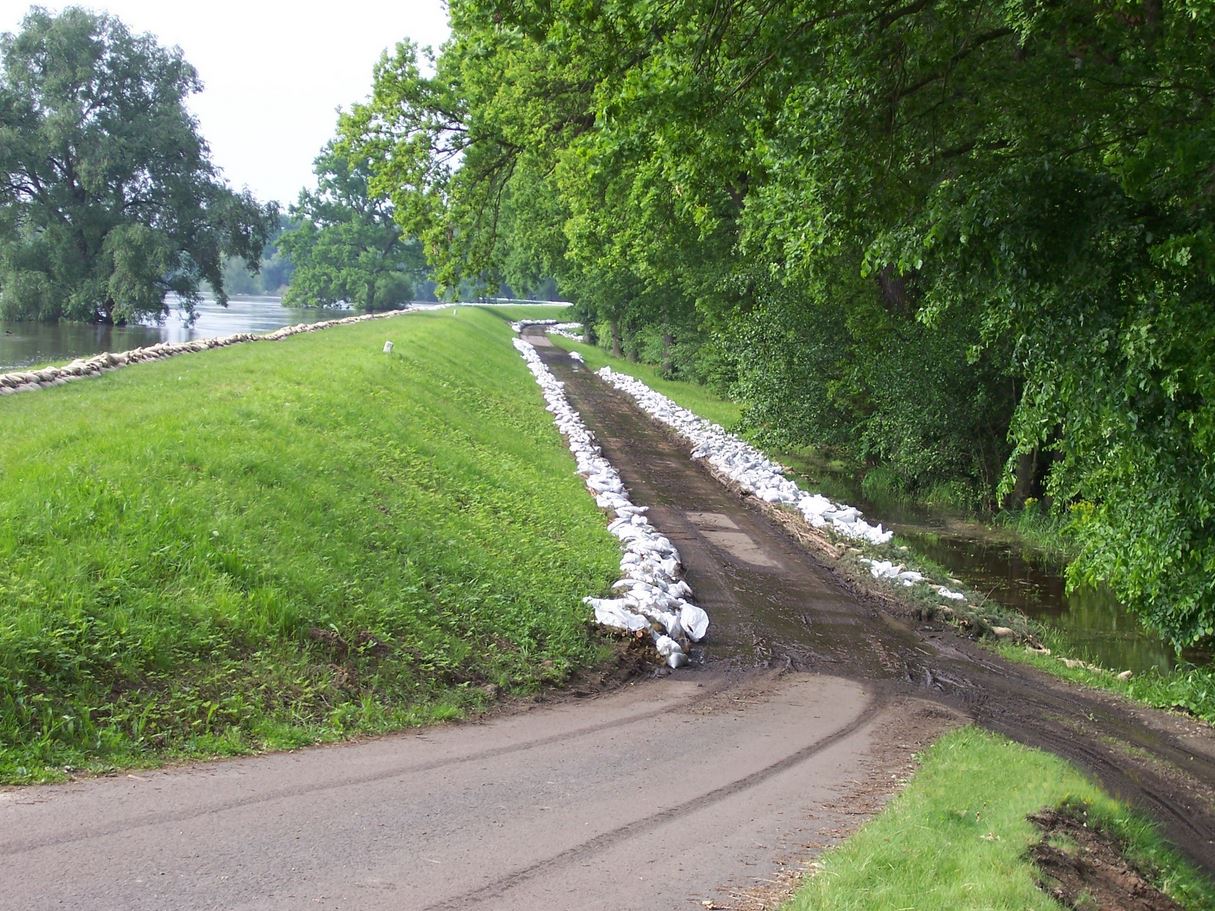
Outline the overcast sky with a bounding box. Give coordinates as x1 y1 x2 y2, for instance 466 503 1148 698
0 1 451 206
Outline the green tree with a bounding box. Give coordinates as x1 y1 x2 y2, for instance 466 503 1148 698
348 0 1215 647
279 143 423 311
0 6 276 324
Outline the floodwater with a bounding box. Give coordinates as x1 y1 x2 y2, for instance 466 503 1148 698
781 455 1205 675
0 295 341 372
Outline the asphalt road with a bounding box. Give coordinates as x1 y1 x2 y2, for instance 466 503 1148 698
1 672 953 910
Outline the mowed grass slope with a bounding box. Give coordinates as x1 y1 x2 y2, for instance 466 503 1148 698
0 306 619 782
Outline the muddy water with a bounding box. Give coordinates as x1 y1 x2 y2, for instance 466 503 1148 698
0 296 341 372
779 457 1203 675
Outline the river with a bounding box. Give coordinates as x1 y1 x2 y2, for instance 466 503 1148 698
0 295 345 372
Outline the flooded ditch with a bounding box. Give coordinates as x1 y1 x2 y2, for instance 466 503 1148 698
780 454 1208 675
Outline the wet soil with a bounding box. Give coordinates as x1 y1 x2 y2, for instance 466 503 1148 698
1029 803 1184 910
532 337 1215 874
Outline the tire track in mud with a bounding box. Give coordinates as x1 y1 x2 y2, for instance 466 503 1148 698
535 340 1215 871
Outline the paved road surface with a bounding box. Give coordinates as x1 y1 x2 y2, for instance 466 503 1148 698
1 673 952 910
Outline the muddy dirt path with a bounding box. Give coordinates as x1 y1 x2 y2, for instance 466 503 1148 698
532 338 1215 872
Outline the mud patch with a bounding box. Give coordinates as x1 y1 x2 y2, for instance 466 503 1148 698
1028 802 1183 911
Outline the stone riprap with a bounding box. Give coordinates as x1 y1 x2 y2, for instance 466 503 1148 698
0 305 448 396
596 366 894 546
512 330 708 668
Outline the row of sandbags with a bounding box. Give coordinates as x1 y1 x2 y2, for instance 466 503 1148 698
590 363 981 607
595 366 894 546
0 305 448 396
549 322 583 341
512 335 709 668
862 558 967 602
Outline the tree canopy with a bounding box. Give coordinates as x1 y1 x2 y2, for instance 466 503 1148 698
0 6 277 324
278 142 423 311
344 0 1215 649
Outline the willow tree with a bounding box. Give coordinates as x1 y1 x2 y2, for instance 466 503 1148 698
279 144 423 311
0 7 276 324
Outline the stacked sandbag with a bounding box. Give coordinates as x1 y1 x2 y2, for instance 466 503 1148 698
512 336 708 668
548 322 583 341
596 366 894 546
0 305 452 396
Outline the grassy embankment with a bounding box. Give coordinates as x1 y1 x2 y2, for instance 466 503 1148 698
0 305 621 783
783 727 1214 910
550 334 1215 723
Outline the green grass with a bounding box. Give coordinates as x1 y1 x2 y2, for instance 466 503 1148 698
784 727 1214 910
0 306 619 782
471 303 572 322
998 631 1215 724
994 499 1078 562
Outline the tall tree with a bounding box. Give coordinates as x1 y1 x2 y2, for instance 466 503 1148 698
0 7 276 324
279 143 423 311
349 0 1215 646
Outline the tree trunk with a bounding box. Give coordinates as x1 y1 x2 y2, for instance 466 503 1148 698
875 264 914 315
365 280 377 312
610 319 623 358
661 330 675 377
1004 448 1041 509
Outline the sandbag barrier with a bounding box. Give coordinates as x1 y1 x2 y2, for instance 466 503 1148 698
0 304 449 396
549 322 583 341
591 364 988 612
511 327 708 669
597 366 894 545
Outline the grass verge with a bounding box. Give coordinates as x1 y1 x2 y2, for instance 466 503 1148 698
0 305 618 783
783 727 1213 910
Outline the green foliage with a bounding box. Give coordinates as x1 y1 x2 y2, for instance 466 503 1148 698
278 143 424 311
217 214 297 296
0 307 620 781
0 7 277 324
344 0 1215 647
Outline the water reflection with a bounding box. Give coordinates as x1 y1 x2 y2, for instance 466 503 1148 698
779 451 1205 675
0 295 341 372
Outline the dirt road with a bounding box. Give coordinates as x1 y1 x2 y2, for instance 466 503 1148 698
2 335 1212 909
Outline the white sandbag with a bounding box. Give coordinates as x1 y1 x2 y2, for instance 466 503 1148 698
680 603 710 642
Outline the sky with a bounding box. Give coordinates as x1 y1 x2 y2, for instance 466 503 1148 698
0 1 451 205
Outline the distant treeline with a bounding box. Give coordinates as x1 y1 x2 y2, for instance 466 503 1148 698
338 1 1215 649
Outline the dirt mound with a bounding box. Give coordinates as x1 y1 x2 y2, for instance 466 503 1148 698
1028 803 1183 911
